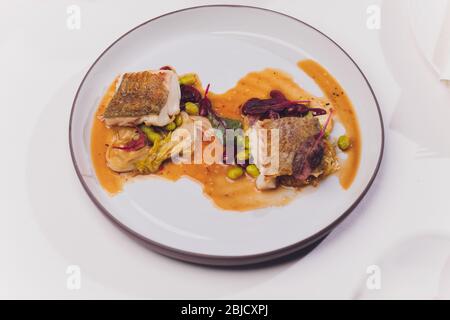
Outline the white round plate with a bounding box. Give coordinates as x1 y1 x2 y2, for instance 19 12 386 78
70 5 383 266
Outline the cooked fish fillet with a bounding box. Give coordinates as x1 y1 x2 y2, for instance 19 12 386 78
249 117 323 190
102 70 180 127
278 139 339 187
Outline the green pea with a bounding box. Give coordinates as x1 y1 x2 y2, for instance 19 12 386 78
245 164 260 178
179 73 196 86
227 166 244 180
165 122 176 131
185 102 199 115
338 135 351 151
175 114 183 127
236 149 250 162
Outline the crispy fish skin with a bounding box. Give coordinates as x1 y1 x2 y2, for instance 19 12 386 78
102 70 180 127
103 72 168 118
258 117 321 176
278 139 339 187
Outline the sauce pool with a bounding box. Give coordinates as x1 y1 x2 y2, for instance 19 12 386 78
298 60 361 189
90 77 125 194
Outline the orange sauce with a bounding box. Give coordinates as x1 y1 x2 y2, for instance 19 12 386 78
90 78 125 194
298 60 361 188
90 60 361 209
157 162 297 211
209 67 324 120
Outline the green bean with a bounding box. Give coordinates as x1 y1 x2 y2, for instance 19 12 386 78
148 132 161 144
141 126 161 144
140 125 154 135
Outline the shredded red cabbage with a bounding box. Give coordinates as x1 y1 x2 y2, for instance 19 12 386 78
294 109 334 179
112 128 147 152
199 84 211 117
241 90 326 120
180 85 202 106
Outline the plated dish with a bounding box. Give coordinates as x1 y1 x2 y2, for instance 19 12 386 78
70 6 383 265
92 61 361 211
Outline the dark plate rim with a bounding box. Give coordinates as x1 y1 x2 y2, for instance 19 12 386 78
68 4 385 266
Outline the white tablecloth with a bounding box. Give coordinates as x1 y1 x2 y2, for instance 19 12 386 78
3 0 450 299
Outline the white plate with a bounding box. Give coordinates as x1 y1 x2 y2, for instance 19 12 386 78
69 5 383 266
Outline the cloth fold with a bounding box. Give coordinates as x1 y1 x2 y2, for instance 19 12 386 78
409 0 450 81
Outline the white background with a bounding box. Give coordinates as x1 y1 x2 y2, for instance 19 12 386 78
2 0 450 299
